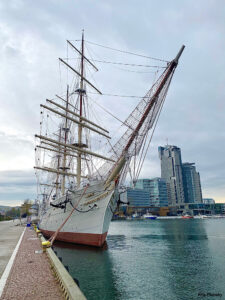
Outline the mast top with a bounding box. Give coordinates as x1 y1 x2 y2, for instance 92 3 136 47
173 45 185 65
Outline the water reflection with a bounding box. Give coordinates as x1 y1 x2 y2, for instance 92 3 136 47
133 233 208 240
54 220 225 300
159 220 221 300
53 240 121 300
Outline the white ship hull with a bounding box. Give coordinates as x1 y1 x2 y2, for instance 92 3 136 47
39 181 116 247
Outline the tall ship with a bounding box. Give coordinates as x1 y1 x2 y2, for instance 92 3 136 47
35 33 184 246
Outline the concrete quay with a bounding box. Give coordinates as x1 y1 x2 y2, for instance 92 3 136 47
0 225 86 300
0 220 24 278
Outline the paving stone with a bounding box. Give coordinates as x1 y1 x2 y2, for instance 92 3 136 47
1 228 64 300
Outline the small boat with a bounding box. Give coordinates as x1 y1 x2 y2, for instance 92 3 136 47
194 214 204 219
132 213 139 219
182 214 193 219
142 213 157 220
202 215 209 219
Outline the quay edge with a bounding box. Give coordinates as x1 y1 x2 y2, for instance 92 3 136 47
40 235 86 300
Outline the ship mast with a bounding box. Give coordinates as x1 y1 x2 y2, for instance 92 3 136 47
61 85 69 195
35 35 113 199
55 127 62 196
77 31 84 187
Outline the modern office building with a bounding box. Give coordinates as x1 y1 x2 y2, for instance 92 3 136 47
122 188 150 207
214 203 225 214
134 179 151 191
182 163 203 203
149 178 168 207
158 145 185 205
176 202 225 216
203 198 215 204
134 178 168 207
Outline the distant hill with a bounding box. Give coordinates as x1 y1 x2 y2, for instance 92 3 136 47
0 205 19 212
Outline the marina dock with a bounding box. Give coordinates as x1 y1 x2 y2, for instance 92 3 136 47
0 222 86 300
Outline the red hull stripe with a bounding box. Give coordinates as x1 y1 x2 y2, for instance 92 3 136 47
40 229 108 247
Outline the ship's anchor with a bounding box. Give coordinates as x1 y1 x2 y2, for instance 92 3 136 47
69 199 98 213
50 191 70 212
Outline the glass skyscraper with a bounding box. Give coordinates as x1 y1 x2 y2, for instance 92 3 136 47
123 145 203 208
158 145 185 206
182 163 203 203
159 145 203 205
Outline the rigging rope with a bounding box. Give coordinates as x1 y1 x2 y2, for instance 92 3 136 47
83 40 169 63
88 91 153 99
88 96 128 126
62 57 166 69
109 66 156 74
89 59 166 68
135 70 174 180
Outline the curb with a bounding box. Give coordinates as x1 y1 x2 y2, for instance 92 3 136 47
40 235 86 300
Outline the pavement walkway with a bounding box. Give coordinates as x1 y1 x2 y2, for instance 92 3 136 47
0 227 64 300
0 220 24 278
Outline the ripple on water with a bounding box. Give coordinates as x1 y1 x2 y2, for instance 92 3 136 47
133 233 208 241
55 219 225 300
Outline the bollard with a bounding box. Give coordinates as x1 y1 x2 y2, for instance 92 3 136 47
42 240 51 252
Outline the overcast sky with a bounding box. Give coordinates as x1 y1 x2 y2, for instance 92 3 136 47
0 0 224 206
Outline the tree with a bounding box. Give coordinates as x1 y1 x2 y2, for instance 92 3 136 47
5 207 20 218
20 199 33 218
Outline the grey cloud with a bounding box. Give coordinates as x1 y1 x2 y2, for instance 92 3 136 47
0 169 36 186
0 0 224 204
0 169 36 204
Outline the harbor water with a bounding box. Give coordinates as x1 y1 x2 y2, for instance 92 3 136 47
54 219 225 300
